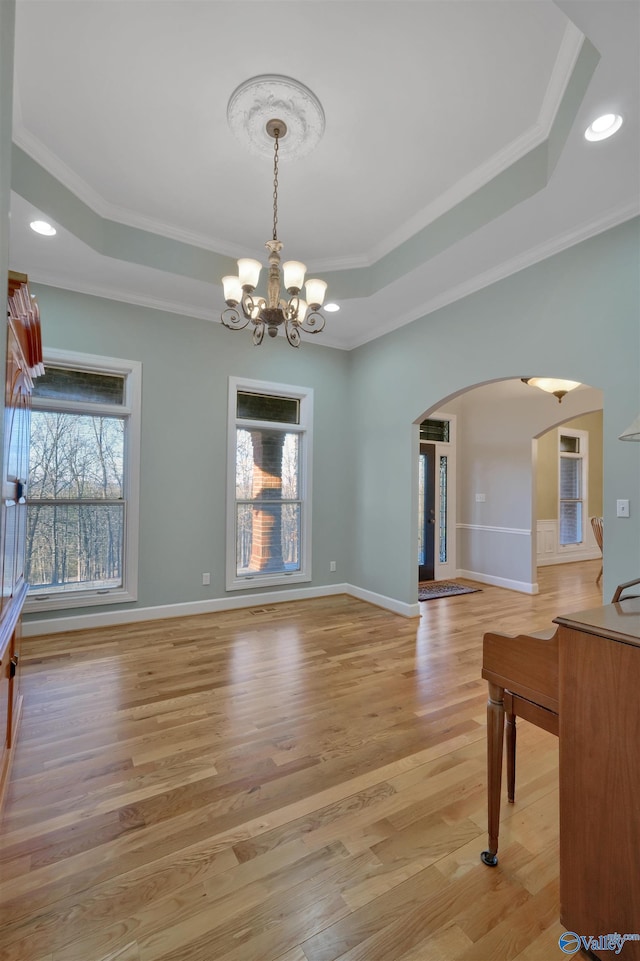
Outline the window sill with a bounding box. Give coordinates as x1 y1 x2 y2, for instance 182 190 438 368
226 570 311 592
24 587 137 613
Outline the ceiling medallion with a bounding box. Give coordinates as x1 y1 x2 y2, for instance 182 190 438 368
221 78 329 347
226 74 325 161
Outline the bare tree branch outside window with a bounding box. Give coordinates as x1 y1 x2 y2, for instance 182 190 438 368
27 411 125 593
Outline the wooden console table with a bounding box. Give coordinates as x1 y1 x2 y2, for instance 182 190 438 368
554 597 640 961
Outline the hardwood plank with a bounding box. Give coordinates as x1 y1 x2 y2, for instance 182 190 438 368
0 561 603 961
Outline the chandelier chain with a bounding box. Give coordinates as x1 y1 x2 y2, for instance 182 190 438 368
272 128 280 242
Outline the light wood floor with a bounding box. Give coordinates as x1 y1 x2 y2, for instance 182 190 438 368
0 562 603 961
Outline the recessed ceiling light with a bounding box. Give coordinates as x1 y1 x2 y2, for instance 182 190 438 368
584 113 623 142
324 302 340 312
30 220 57 236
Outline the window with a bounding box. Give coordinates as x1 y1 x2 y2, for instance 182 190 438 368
227 377 313 591
558 429 588 548
420 418 450 443
25 349 141 611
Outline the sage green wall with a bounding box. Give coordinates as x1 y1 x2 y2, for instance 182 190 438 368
536 410 604 519
349 217 640 604
24 286 353 622
17 220 640 623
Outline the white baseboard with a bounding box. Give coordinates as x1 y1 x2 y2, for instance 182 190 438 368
456 569 538 595
346 585 420 619
22 582 420 636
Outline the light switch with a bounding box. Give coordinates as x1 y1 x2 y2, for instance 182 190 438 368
616 499 630 518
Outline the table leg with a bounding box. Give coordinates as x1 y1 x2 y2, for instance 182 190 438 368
481 681 505 866
506 707 516 804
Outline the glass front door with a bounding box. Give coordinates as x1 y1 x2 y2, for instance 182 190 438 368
418 443 435 580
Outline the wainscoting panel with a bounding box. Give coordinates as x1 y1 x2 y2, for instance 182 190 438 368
536 518 600 567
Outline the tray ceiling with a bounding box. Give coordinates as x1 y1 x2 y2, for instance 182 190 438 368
9 0 640 349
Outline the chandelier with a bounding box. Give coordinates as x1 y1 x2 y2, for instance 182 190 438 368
221 118 327 347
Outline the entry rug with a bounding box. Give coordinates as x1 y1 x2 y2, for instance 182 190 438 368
419 581 482 601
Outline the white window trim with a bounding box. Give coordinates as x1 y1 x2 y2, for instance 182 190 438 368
24 348 141 612
557 427 588 553
226 375 313 592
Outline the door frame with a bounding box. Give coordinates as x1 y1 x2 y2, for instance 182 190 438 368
418 413 457 582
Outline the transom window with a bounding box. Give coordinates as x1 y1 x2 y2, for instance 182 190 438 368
227 377 313 591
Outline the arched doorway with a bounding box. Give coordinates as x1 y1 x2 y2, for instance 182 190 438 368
416 379 603 595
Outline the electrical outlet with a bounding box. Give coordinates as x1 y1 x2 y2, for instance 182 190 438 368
330 561 337 572
475 493 486 503
202 572 211 585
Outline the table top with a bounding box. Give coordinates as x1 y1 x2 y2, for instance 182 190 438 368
554 595 640 648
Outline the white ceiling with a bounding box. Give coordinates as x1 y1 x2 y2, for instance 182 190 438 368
9 0 640 350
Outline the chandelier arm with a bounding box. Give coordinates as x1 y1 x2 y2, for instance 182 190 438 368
241 290 259 320
297 309 326 334
221 306 251 330
253 323 265 346
283 294 299 322
284 321 301 348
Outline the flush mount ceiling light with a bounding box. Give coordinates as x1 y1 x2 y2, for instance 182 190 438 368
324 303 340 312
30 220 56 236
221 76 328 347
584 113 623 142
521 377 581 403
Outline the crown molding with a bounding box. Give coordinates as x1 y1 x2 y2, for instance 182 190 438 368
364 22 586 266
11 25 585 276
25 201 637 352
23 269 220 325
349 201 640 349
12 125 339 269
11 127 252 259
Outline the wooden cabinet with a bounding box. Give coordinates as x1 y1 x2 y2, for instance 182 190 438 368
0 272 43 812
555 599 640 961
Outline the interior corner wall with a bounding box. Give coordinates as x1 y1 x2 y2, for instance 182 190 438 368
349 217 640 607
23 286 353 625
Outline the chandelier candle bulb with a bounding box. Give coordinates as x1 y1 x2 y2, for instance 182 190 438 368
223 276 243 306
296 298 308 323
305 278 327 309
283 261 307 293
237 258 262 290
